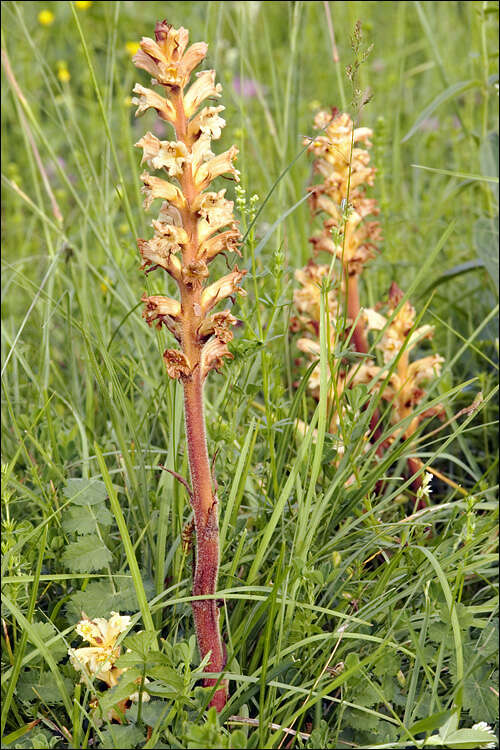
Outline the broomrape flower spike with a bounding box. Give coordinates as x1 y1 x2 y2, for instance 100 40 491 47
293 111 445 493
305 109 380 355
132 20 245 712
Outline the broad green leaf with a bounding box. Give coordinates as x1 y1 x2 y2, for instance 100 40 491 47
409 710 455 735
16 671 73 705
27 622 67 661
98 724 146 749
67 579 153 620
61 534 112 572
62 503 113 535
439 726 498 749
462 665 499 723
64 478 107 506
123 630 158 659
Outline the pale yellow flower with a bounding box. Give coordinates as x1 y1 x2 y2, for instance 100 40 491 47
136 133 189 176
196 190 235 239
189 106 226 140
184 70 222 117
75 1 93 8
201 268 247 313
69 612 130 682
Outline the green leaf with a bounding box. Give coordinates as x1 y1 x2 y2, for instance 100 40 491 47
98 724 145 749
67 579 154 620
16 671 73 705
98 670 143 714
61 535 112 572
122 631 158 660
409 710 454 735
474 216 499 291
125 700 169 729
27 622 67 661
62 503 113 535
462 665 498 723
402 80 480 142
418 260 486 298
411 164 499 183
64 478 107 506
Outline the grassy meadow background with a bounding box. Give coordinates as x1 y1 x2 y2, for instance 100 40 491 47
1 1 499 748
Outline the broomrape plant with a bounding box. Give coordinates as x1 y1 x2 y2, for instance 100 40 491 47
132 20 246 712
293 109 445 484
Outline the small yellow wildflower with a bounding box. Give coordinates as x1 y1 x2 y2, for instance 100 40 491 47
57 61 71 83
125 41 140 57
38 9 55 26
58 67 71 83
75 0 93 8
100 276 112 294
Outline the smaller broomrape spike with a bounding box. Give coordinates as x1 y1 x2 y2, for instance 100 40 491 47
305 109 381 354
132 20 246 712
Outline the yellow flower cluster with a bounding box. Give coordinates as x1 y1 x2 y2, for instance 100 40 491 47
69 611 130 684
132 21 245 383
69 612 150 705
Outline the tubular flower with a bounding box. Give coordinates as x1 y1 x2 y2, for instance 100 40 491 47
305 110 381 320
357 282 445 437
133 20 244 713
69 612 150 720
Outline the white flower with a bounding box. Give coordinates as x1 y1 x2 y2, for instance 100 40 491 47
195 190 235 241
198 106 226 139
69 646 116 677
75 612 131 647
471 723 497 749
416 471 433 504
191 133 214 170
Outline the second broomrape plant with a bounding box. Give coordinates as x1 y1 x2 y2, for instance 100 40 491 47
132 20 246 711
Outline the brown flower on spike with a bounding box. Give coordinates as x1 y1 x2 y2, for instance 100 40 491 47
358 283 445 437
133 19 245 713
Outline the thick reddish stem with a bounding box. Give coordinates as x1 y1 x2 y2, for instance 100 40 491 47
346 273 368 355
345 271 385 458
183 372 227 709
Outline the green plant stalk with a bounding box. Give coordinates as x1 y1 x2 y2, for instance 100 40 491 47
95 443 155 633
